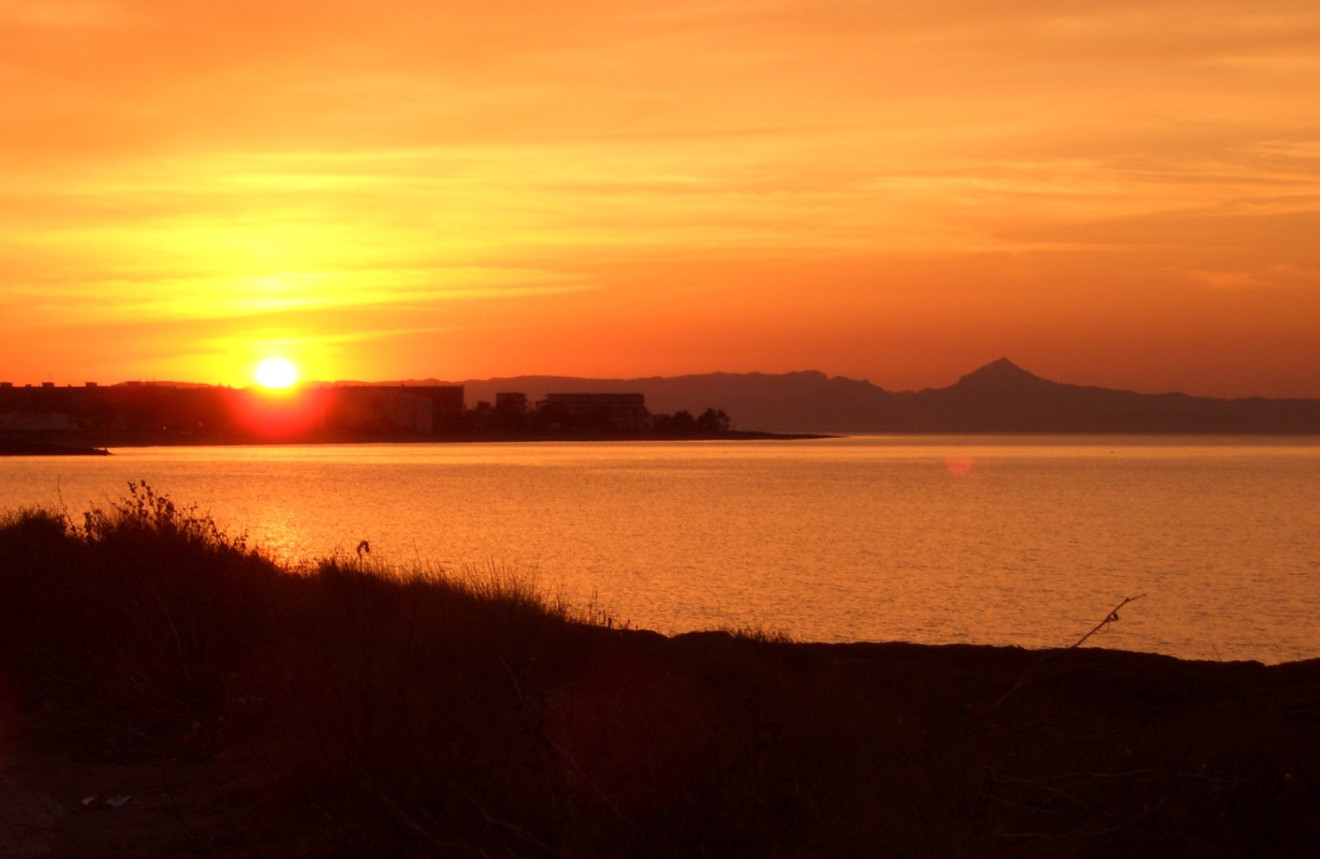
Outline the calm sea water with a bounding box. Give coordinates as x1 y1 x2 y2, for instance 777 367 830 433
3 436 1318 663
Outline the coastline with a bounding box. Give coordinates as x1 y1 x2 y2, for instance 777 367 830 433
16 427 1320 453
0 428 831 451
0 438 110 456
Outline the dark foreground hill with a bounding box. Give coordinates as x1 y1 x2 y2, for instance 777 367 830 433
2 490 1317 857
432 359 1320 433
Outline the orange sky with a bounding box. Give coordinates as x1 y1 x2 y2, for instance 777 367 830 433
3 0 1319 397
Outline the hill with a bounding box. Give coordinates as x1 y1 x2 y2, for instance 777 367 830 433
407 359 1320 433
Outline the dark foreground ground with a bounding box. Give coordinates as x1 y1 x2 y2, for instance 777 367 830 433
1 488 1316 857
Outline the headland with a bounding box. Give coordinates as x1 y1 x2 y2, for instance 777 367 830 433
1 382 823 450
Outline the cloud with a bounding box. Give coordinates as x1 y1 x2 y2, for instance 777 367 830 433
1174 263 1320 292
3 1 1319 392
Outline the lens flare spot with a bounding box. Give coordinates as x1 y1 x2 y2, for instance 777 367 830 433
945 456 975 477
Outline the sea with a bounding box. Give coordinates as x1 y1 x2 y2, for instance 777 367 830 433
3 435 1318 664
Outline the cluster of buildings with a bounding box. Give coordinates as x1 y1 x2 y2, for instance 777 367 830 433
0 381 653 441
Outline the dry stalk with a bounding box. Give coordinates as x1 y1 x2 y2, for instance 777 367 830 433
990 594 1146 711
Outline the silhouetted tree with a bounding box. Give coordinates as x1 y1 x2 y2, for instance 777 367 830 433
697 407 731 432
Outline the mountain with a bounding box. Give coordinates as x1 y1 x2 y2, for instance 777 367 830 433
904 359 1320 433
402 359 1320 433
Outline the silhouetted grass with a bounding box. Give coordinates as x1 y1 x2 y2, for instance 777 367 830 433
1 485 1317 857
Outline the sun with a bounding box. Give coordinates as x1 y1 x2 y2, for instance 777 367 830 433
254 357 299 389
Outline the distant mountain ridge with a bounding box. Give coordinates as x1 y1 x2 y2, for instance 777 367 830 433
379 359 1320 433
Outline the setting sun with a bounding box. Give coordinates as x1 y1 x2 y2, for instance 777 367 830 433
255 357 299 389
3 1 1318 396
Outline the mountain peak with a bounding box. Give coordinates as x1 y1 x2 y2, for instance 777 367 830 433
955 358 1047 389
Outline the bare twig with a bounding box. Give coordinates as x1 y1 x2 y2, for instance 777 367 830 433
990 595 1146 710
1065 594 1146 651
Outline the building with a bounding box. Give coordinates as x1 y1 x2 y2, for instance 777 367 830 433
0 411 73 432
321 386 465 434
539 393 648 430
495 392 527 415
